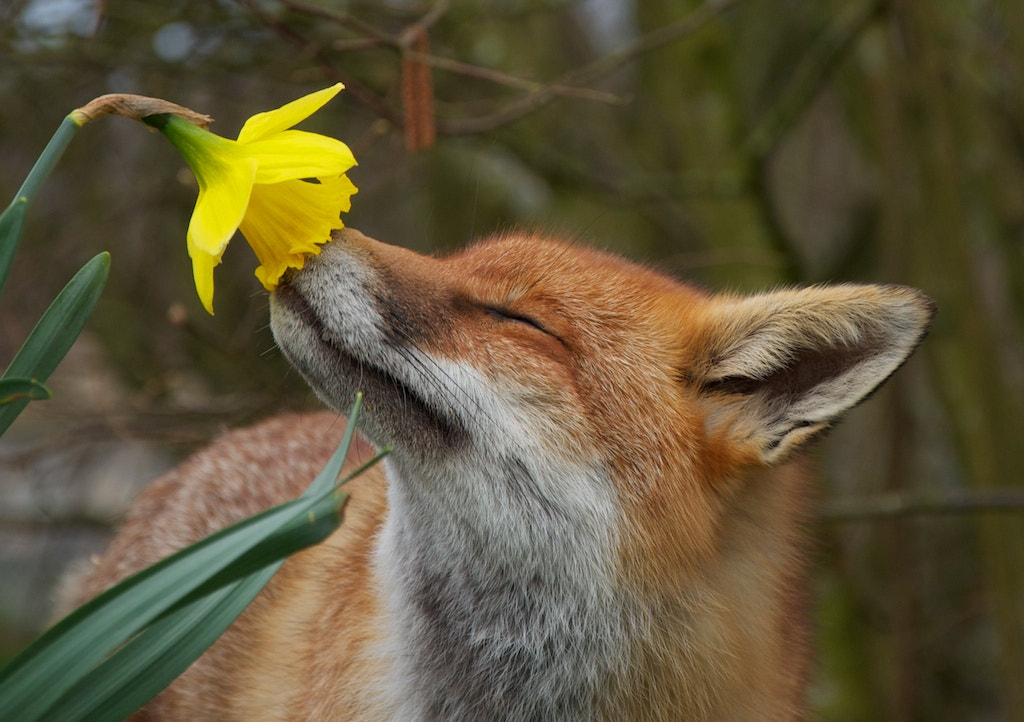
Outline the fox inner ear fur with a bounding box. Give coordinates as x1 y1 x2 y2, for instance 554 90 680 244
691 284 936 465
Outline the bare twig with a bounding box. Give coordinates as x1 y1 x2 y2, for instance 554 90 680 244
565 0 744 88
6 486 1023 533
439 0 744 135
740 0 884 282
748 160 805 282
279 0 623 105
820 488 1024 523
403 51 625 105
257 0 736 134
0 509 117 532
744 0 885 160
236 0 402 125
397 0 450 47
275 0 393 45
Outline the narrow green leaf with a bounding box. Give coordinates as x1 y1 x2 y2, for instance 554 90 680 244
3 252 110 380
303 391 363 498
0 251 109 436
0 378 50 404
46 565 282 722
0 199 28 295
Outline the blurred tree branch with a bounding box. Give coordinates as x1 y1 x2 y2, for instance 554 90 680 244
438 0 744 135
744 0 885 160
821 489 1024 522
743 0 886 282
238 0 740 137
236 0 404 125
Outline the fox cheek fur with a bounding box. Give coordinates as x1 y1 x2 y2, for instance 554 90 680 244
71 226 934 721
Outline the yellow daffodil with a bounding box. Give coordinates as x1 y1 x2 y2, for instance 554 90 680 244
143 83 357 313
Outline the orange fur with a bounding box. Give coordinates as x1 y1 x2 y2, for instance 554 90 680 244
69 229 934 720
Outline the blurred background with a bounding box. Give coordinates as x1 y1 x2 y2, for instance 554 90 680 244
1 0 1023 718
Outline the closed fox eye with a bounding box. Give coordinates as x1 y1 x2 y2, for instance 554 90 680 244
483 305 548 334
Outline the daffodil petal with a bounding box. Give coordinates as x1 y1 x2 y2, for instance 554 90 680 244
247 130 357 185
186 162 254 314
237 83 344 144
159 114 258 255
239 174 358 290
186 155 258 257
153 115 258 314
189 245 220 315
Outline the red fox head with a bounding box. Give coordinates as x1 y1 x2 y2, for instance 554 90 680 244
270 227 934 719
273 227 932 471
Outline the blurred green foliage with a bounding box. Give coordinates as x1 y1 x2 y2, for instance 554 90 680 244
2 0 1023 719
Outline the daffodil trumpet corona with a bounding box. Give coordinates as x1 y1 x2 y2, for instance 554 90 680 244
140 84 357 314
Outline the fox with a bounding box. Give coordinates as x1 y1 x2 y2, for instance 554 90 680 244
69 227 935 720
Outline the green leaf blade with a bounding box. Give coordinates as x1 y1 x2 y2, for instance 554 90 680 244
44 566 282 722
0 198 29 294
0 251 110 435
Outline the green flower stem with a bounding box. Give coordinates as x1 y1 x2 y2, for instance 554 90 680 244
0 114 83 292
13 114 85 204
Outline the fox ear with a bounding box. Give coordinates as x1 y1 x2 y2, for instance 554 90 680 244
690 284 935 465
